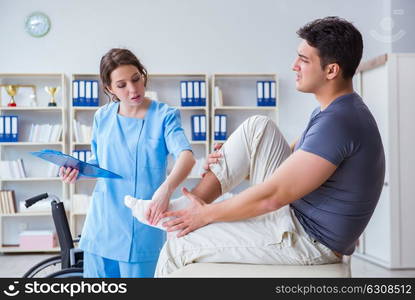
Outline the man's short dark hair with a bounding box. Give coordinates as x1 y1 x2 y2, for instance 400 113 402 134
297 16 363 79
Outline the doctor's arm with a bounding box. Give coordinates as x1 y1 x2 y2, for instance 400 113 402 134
162 150 337 236
147 150 195 225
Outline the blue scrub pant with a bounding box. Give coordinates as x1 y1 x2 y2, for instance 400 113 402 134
83 251 157 278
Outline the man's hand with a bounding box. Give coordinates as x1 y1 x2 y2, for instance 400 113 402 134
146 183 173 226
161 187 210 237
201 143 223 177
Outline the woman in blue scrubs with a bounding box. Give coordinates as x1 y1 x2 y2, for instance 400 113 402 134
60 48 195 277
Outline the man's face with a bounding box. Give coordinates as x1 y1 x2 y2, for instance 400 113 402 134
292 40 326 93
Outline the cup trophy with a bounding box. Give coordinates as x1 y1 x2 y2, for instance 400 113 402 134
45 86 59 107
6 85 18 107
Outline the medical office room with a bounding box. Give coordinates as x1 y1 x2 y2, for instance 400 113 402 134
0 0 414 280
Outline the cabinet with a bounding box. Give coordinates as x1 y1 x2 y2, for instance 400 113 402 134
0 73 67 253
354 54 415 269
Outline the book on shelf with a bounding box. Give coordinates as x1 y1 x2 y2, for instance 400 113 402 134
214 86 223 107
28 124 62 143
0 190 17 214
0 159 27 179
73 120 92 143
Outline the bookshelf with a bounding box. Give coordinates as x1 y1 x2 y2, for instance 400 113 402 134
0 73 67 253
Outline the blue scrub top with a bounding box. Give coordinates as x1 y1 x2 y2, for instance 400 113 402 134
79 100 192 262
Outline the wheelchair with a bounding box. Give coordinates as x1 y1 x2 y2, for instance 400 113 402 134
22 193 84 278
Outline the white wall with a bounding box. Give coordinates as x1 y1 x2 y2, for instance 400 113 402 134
0 0 404 141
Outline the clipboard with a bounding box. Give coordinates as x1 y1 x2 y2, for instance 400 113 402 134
31 149 122 179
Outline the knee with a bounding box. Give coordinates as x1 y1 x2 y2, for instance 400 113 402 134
243 115 275 132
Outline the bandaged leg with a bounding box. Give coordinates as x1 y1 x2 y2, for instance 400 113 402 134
124 195 190 231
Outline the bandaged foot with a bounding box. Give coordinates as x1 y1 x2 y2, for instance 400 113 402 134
124 195 190 232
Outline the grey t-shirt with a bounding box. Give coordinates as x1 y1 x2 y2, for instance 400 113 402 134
290 92 385 255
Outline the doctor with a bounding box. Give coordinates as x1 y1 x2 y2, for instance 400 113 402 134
60 48 195 277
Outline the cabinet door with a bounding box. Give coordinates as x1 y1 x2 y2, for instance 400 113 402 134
360 64 391 264
396 55 415 267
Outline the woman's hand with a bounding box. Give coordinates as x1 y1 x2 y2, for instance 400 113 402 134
59 167 79 184
146 182 173 226
161 187 210 237
201 143 223 177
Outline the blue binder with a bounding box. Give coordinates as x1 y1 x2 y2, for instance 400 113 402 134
180 81 187 106
200 80 206 106
257 81 264 106
0 116 4 142
92 80 99 106
72 80 79 106
31 149 122 179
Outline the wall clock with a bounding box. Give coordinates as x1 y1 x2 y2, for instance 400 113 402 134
25 12 51 38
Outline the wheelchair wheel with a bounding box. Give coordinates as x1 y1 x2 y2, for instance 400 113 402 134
23 255 62 278
46 267 83 278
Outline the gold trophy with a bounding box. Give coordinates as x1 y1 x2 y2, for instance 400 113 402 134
45 86 59 107
6 85 18 107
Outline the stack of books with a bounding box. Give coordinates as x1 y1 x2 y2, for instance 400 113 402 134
73 120 92 143
0 190 17 214
28 124 62 142
0 159 27 179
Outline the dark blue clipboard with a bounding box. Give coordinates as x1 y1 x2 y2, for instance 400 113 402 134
31 149 122 179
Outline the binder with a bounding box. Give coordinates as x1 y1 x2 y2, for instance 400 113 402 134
200 81 206 106
220 115 227 140
78 80 86 106
4 116 11 142
79 150 86 162
191 115 200 140
31 149 122 179
200 115 206 141
257 81 264 106
263 81 270 106
187 81 193 106
193 81 200 106
270 81 276 106
72 150 79 160
11 116 18 142
0 116 4 142
214 115 220 140
92 80 99 106
85 81 92 106
72 80 79 106
180 81 187 106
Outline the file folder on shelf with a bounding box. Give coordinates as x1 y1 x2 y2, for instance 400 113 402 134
31 149 122 179
215 114 227 141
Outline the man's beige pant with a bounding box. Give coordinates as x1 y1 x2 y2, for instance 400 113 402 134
155 115 341 277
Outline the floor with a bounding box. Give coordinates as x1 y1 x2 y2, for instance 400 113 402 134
1 253 414 278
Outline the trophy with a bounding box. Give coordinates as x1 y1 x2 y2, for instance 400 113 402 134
45 86 59 107
6 85 18 107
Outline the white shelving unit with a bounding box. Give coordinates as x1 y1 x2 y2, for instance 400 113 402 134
0 73 67 253
210 73 278 193
68 74 103 238
210 73 278 145
353 54 415 269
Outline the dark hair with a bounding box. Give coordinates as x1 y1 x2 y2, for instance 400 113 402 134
99 48 148 102
297 16 363 79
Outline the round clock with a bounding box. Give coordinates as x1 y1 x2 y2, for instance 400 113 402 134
25 12 51 38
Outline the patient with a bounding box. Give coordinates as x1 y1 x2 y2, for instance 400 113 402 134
126 17 385 277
